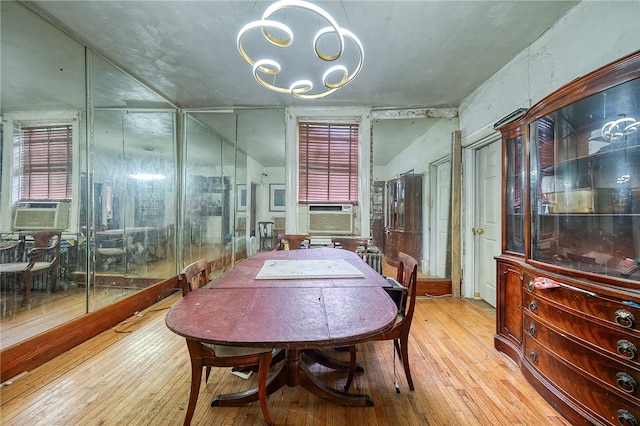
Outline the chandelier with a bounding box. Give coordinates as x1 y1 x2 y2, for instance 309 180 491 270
601 115 639 142
237 0 364 100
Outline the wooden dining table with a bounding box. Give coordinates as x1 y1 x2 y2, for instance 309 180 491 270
165 247 397 407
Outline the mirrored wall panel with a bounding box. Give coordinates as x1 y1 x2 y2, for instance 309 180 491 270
1 1 87 348
0 2 178 349
90 54 177 311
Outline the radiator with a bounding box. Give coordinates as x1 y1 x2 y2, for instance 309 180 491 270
360 250 383 275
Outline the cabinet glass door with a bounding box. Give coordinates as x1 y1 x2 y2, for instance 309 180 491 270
530 77 640 282
386 180 397 228
397 179 406 229
505 134 525 253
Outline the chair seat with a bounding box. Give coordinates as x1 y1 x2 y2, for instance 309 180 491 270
202 342 272 357
0 262 31 273
32 261 54 272
97 248 125 256
0 261 54 273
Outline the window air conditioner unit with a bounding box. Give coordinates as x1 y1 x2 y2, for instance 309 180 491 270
308 205 353 235
13 202 70 230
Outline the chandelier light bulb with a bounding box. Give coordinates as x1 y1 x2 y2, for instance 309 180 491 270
602 116 638 142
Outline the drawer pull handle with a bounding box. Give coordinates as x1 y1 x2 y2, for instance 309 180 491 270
528 280 534 291
615 309 636 329
617 340 638 361
616 372 637 394
528 301 538 313
617 409 638 426
528 323 537 337
529 350 538 363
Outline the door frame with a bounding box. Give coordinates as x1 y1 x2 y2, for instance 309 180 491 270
461 131 501 300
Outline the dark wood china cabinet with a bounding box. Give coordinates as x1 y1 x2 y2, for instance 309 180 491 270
495 51 640 426
384 174 422 265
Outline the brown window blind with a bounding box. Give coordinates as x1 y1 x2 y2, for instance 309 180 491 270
536 117 555 169
20 124 73 200
298 122 359 204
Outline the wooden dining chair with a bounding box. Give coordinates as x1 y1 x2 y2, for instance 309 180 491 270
178 259 274 426
344 252 418 392
0 231 62 307
274 234 310 250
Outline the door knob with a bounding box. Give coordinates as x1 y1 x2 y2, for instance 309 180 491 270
472 227 485 235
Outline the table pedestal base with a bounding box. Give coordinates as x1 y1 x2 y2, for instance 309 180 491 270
303 348 365 373
211 349 373 408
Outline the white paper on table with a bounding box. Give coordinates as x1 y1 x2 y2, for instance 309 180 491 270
255 259 365 280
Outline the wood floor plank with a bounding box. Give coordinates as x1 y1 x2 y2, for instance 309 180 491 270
0 296 573 425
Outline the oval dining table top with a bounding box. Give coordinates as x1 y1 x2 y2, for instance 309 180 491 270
165 285 396 349
165 247 397 348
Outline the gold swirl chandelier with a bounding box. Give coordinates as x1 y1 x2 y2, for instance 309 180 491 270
237 1 364 100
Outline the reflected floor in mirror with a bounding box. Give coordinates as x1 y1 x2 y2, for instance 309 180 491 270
0 284 138 350
0 244 235 350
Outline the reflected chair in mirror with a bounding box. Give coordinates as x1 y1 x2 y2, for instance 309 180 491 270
344 251 418 393
0 231 62 307
272 218 285 246
164 224 175 261
95 233 132 273
144 227 163 262
274 234 310 250
178 258 274 426
257 221 274 251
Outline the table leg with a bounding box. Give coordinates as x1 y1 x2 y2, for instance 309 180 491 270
211 364 286 407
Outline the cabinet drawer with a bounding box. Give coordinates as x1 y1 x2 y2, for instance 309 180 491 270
524 335 640 426
525 281 640 333
525 312 640 400
525 292 640 366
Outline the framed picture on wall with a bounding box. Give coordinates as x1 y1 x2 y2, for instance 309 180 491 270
237 184 247 211
270 184 285 211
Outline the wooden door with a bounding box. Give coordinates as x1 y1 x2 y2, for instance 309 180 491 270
432 159 451 277
476 141 501 307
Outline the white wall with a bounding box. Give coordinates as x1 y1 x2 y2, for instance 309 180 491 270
379 118 458 180
460 1 640 144
459 0 640 298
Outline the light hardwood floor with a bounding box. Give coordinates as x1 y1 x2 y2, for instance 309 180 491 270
0 294 572 425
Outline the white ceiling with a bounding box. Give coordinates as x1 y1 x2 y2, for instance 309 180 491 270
8 0 580 165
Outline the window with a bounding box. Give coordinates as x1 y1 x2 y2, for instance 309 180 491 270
19 124 73 200
298 122 359 204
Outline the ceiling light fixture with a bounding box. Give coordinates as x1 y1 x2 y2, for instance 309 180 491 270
129 173 165 181
237 0 364 100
